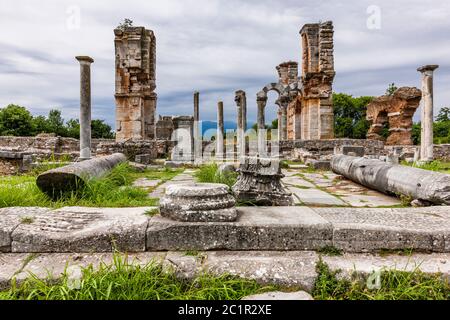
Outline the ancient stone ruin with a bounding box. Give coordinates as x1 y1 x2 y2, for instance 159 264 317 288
114 27 157 141
366 87 422 145
256 21 335 142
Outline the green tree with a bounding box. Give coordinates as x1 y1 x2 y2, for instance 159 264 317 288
117 18 133 30
91 119 115 139
333 93 373 139
32 115 50 135
47 109 67 136
436 107 450 122
65 118 80 139
270 118 278 130
0 104 34 136
385 83 398 96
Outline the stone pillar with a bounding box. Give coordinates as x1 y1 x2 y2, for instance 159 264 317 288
256 96 267 154
193 91 201 162
241 92 247 132
277 107 282 141
217 101 224 160
235 91 245 158
75 56 94 160
417 65 439 162
281 105 288 140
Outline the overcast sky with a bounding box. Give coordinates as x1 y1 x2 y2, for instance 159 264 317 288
0 0 449 127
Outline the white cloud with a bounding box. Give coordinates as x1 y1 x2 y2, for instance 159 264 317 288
0 0 449 127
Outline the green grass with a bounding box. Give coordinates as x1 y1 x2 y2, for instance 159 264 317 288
402 160 450 174
31 154 73 175
313 260 450 300
317 246 343 256
195 163 238 188
0 254 275 300
134 167 184 184
0 163 167 208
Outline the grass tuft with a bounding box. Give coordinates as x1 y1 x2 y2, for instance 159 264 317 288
195 164 237 188
312 259 450 300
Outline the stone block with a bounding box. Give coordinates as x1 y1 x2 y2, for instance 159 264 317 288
159 183 237 222
10 207 150 253
310 160 331 171
146 206 333 251
135 154 152 165
335 145 365 157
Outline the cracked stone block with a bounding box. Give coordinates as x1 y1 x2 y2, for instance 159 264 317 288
10 207 151 253
0 207 48 252
159 183 237 222
313 207 450 252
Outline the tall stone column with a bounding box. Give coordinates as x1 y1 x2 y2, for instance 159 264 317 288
75 56 94 160
257 96 267 155
193 91 201 162
217 101 224 160
241 91 247 132
277 106 282 141
281 105 288 140
417 65 439 161
235 92 244 158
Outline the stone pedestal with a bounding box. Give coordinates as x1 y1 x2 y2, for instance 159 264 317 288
232 156 293 206
75 56 94 160
159 183 237 222
418 65 439 162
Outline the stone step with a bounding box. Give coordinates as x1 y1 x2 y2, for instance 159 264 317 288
1 251 449 292
1 206 449 253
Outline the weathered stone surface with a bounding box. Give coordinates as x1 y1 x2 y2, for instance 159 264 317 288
287 186 345 206
10 207 150 253
366 87 422 145
0 207 48 252
313 207 450 252
36 153 127 197
323 252 450 280
309 160 331 171
114 26 157 141
159 183 237 222
334 145 365 157
132 178 160 189
147 206 333 251
242 291 314 300
204 251 318 290
331 155 450 205
232 157 294 206
418 65 439 161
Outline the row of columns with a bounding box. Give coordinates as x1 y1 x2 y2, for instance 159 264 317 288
76 57 438 164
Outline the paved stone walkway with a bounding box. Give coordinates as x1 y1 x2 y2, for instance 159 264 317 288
1 251 448 292
281 169 401 207
2 205 449 253
148 171 196 198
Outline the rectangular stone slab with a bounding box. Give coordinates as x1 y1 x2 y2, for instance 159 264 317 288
11 207 151 253
146 206 333 251
313 207 450 252
0 207 48 252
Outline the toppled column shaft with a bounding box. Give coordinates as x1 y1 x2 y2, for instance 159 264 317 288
331 155 450 205
37 153 127 198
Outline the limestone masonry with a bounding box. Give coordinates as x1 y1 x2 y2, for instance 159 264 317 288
114 26 157 141
366 87 422 145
